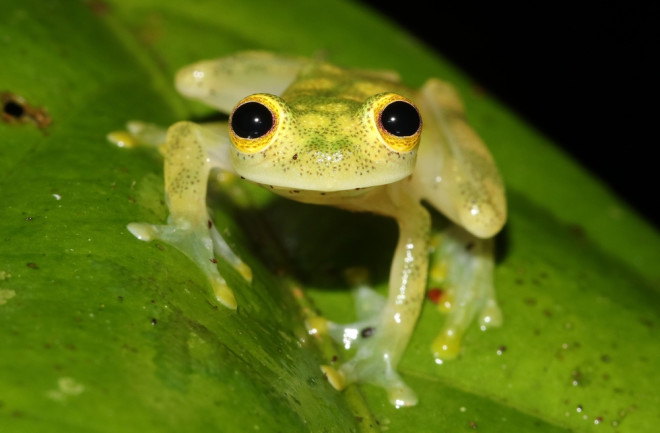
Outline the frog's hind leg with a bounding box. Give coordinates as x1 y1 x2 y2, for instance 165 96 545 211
126 121 251 309
429 225 502 361
316 268 386 352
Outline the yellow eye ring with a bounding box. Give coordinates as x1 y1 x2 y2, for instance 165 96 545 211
371 93 422 153
229 94 283 154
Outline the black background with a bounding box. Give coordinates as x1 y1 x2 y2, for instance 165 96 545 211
359 1 657 227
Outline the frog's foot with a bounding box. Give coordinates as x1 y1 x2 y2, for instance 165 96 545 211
429 227 502 361
127 217 251 309
107 121 168 149
313 284 417 407
322 346 418 408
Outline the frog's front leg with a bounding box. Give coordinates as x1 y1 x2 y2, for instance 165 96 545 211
127 121 251 309
321 185 431 407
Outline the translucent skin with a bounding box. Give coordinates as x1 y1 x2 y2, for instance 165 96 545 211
113 51 506 407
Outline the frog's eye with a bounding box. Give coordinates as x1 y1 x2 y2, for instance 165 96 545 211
372 94 422 152
380 101 421 137
229 94 282 153
231 102 273 139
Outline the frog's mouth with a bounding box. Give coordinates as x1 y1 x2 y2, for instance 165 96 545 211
231 148 417 193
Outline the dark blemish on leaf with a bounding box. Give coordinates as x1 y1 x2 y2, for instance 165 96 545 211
640 318 654 329
468 420 478 429
4 100 23 117
210 258 218 264
86 0 109 15
151 318 157 326
355 416 363 423
601 354 611 363
465 241 475 251
571 369 583 386
331 355 338 363
208 219 213 228
361 327 375 338
118 296 124 302
524 297 537 306
150 299 155 304
27 262 38 269
497 345 507 355
156 244 165 251
2 92 51 130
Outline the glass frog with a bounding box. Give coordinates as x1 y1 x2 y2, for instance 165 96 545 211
109 51 506 407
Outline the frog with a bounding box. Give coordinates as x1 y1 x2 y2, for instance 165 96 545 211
108 51 506 407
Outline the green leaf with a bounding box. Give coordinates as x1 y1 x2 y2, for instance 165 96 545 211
1 1 658 432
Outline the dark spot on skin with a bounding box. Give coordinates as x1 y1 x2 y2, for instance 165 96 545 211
427 288 443 304
2 91 51 130
210 258 218 264
26 262 38 269
361 327 375 338
151 318 157 325
292 153 298 160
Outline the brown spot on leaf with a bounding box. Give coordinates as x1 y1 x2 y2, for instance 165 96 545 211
2 92 51 130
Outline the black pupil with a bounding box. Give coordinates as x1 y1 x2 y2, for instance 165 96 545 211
380 101 420 137
231 102 274 139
